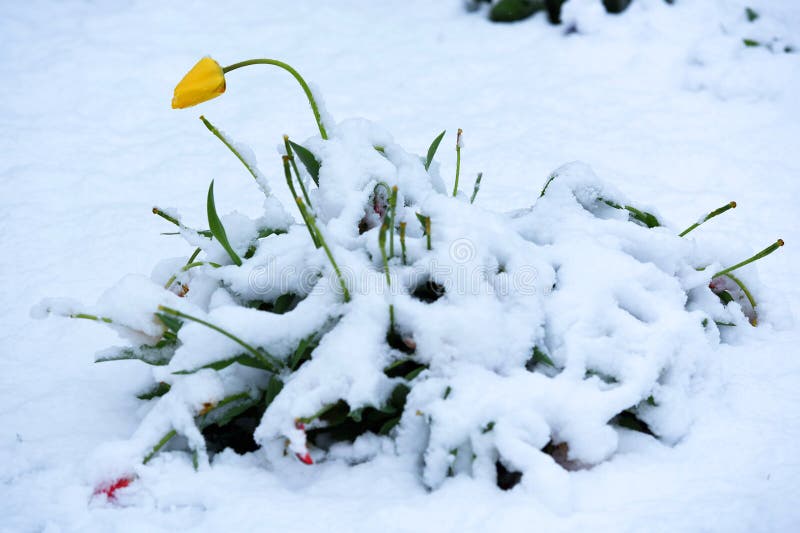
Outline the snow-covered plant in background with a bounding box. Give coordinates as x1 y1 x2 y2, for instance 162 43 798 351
34 55 784 504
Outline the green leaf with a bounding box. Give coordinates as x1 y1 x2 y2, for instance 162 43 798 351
745 7 759 22
207 180 243 266
95 345 174 366
288 141 320 186
585 369 618 384
424 130 446 171
624 205 660 228
272 293 296 314
489 0 543 22
173 353 275 375
264 375 283 408
289 334 317 370
197 391 261 430
601 198 660 228
404 366 426 381
416 213 429 234
530 346 554 368
743 38 760 47
718 290 735 305
155 312 183 334
378 416 401 435
137 382 171 400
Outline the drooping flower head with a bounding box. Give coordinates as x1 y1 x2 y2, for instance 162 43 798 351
172 57 226 109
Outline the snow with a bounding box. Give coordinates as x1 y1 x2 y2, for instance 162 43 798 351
3 0 800 532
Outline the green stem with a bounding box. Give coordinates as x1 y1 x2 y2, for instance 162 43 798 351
425 217 432 251
284 158 320 248
70 313 113 324
157 305 280 369
165 247 201 290
284 136 313 207
182 261 222 271
143 429 177 464
712 239 784 278
152 207 180 226
470 172 483 204
388 186 398 258
223 59 328 140
452 128 462 197
200 116 266 193
295 198 351 302
379 221 395 331
379 221 392 286
399 222 407 265
679 201 736 237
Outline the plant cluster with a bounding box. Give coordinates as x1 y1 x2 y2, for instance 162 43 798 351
36 57 783 499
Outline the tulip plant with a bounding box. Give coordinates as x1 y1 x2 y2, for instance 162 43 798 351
37 55 784 501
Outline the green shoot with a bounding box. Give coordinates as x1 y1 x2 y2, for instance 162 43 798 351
452 128 462 197
470 172 483 204
200 116 265 192
152 207 180 226
679 201 736 237
712 239 784 278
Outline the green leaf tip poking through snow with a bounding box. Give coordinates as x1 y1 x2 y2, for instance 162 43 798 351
207 180 243 266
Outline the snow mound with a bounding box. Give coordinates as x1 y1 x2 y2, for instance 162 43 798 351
36 111 773 505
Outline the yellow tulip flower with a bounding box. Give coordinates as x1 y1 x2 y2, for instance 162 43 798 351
171 57 226 109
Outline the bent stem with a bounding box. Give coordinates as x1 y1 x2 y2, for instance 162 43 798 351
713 239 784 278
721 272 757 325
223 59 328 140
295 198 351 303
157 305 281 370
679 201 736 237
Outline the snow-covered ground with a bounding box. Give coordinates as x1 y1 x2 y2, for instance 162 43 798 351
2 0 799 531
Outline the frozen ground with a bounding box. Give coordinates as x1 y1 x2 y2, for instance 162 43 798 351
2 0 799 531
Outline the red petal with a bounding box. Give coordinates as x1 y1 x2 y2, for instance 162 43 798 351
296 452 314 465
94 476 134 500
